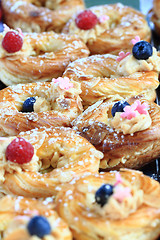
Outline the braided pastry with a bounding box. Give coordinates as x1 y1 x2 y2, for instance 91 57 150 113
0 80 82 136
62 3 151 55
0 28 89 86
72 99 160 170
1 0 85 33
0 127 103 198
63 42 160 108
55 169 160 240
0 195 72 240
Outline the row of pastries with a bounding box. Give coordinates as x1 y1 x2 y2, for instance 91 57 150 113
0 0 159 239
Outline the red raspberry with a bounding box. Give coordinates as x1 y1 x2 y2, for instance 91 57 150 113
75 10 99 30
6 137 34 164
2 31 23 53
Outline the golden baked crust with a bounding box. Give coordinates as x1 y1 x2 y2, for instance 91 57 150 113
62 3 151 55
63 53 160 108
0 127 103 198
0 195 72 240
0 81 83 136
1 0 85 33
55 169 160 240
0 30 89 86
72 100 160 170
152 0 160 18
150 0 160 35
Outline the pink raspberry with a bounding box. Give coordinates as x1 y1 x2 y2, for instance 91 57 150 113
75 10 99 30
6 137 34 164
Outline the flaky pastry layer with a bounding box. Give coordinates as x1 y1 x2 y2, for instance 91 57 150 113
0 127 103 198
72 100 160 170
55 169 160 240
0 81 83 136
63 3 151 55
0 31 89 85
63 54 159 107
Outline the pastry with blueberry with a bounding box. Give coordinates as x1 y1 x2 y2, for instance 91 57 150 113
55 169 160 240
0 195 72 240
63 38 160 108
72 98 160 170
0 79 83 136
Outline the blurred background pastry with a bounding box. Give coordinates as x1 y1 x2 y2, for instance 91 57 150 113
1 0 85 33
0 195 72 240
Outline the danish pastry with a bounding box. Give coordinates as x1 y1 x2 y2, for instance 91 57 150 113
0 27 89 86
72 99 160 170
0 127 103 198
62 3 151 55
0 195 72 240
63 41 160 108
55 169 160 240
0 79 83 136
1 0 85 33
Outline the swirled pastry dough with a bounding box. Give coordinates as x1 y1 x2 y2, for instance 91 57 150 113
0 29 89 85
55 169 160 240
63 3 151 54
72 100 160 170
0 127 103 198
0 80 82 136
63 48 160 107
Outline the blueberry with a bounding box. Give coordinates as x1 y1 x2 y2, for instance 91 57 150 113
27 216 51 238
95 184 114 207
22 97 36 112
111 100 130 117
132 41 153 60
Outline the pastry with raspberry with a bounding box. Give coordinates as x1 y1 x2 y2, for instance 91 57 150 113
0 26 89 86
0 127 103 198
62 3 151 55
